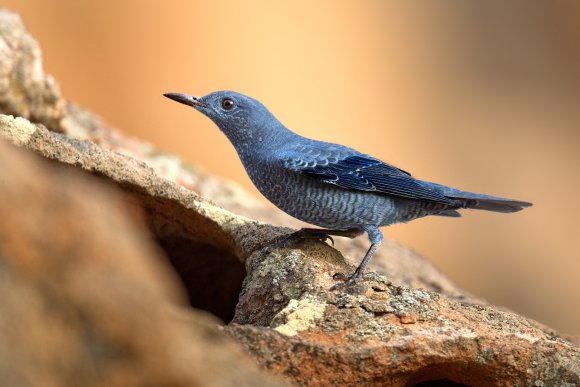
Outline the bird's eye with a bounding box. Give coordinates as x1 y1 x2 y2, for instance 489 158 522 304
221 98 234 110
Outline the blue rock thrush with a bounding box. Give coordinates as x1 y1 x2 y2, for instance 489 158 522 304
164 91 532 290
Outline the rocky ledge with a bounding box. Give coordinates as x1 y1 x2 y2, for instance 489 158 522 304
0 8 577 387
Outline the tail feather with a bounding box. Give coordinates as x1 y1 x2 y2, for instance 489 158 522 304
419 181 532 213
455 196 532 213
435 209 462 217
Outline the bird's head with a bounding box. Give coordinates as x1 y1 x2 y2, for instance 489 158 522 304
164 90 284 149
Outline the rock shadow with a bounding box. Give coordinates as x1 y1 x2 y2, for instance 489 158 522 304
157 236 245 323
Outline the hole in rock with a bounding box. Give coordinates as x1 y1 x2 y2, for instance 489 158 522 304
157 236 246 323
411 380 471 387
406 362 490 386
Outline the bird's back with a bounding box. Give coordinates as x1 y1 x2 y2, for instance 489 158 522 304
241 133 529 229
237 136 445 228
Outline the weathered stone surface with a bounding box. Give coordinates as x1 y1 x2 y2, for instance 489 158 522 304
226 245 579 385
0 138 282 387
0 7 578 387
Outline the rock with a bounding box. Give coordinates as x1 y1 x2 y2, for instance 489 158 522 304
0 113 278 323
227 250 579 385
0 7 578 387
0 138 282 387
2 116 578 387
0 9 65 132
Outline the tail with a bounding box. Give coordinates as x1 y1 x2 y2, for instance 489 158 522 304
420 181 532 213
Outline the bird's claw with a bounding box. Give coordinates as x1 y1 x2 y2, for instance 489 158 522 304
332 272 349 281
291 230 334 246
270 230 335 250
330 272 359 290
320 234 334 246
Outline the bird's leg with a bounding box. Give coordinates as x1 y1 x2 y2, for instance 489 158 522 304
274 227 363 248
330 243 381 289
331 226 383 290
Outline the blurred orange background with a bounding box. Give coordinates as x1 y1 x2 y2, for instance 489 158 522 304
5 1 579 333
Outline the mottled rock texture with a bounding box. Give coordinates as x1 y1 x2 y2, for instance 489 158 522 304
0 7 578 387
0 10 64 132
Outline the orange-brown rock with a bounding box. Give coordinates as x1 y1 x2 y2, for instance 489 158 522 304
0 7 578 387
0 138 282 386
227 248 579 385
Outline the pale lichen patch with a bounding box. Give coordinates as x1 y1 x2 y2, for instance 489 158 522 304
0 114 36 146
273 295 326 336
256 249 300 286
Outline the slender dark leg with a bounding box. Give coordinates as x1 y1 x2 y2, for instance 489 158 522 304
331 226 383 290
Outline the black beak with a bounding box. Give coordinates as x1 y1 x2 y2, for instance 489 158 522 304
163 92 208 108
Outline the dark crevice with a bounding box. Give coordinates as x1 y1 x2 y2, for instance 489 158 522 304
89 173 248 324
156 236 246 323
411 380 471 387
39 153 248 324
406 363 491 387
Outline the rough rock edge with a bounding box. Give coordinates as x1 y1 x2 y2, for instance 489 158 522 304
0 114 267 260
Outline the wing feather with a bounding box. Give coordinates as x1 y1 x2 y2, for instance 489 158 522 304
281 148 454 204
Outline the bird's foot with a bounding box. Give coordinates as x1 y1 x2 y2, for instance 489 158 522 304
271 228 364 250
278 229 335 248
330 271 361 290
292 229 335 246
269 229 335 250
330 237 380 291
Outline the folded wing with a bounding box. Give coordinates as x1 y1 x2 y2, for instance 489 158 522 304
280 147 455 205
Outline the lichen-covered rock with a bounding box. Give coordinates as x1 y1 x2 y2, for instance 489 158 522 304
227 243 580 385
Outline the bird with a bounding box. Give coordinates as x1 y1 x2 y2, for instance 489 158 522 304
163 90 532 290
